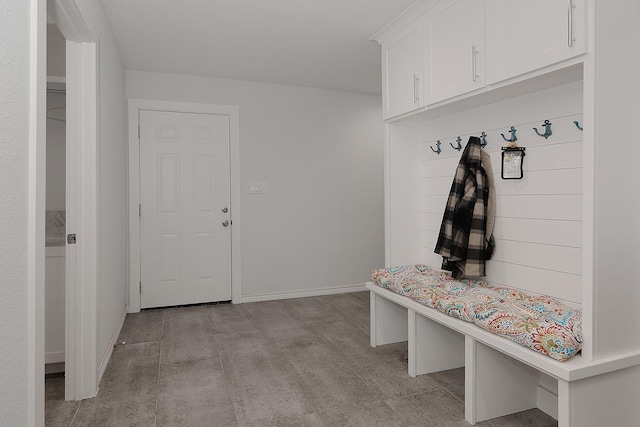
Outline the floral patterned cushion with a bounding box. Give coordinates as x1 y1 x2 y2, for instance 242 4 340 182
371 265 582 361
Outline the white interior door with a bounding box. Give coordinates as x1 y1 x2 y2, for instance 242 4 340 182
139 110 231 308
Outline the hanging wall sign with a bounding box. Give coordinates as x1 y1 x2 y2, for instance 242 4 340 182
501 146 526 179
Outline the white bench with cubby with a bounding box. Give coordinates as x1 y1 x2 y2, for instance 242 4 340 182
367 267 640 426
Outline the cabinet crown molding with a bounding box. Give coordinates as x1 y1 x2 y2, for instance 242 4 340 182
370 0 438 44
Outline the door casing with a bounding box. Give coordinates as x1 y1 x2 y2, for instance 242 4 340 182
47 0 99 404
128 99 242 312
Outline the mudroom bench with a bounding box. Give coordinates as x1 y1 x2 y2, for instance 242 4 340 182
367 266 640 426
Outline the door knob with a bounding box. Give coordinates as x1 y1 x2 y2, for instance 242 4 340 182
222 220 229 227
221 207 228 213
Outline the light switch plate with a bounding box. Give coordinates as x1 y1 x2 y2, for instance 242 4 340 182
249 182 269 194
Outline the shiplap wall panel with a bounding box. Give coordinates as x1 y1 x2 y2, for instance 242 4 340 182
492 217 582 248
491 240 582 275
495 195 582 221
396 81 585 304
419 157 460 178
493 169 582 195
419 176 454 195
420 212 444 232
420 195 448 214
421 246 445 269
494 141 583 172
488 262 582 304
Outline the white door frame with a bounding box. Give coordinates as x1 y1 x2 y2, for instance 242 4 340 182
47 0 99 401
29 0 47 423
128 99 242 312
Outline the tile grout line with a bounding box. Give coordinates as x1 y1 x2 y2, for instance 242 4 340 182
152 310 165 427
67 399 81 427
312 294 393 405
313 294 454 423
205 304 242 426
245 302 326 426
280 297 390 423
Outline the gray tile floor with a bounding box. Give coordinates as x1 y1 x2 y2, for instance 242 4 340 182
46 292 558 426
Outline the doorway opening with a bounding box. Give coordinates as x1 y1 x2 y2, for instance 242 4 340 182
45 21 67 379
46 0 99 403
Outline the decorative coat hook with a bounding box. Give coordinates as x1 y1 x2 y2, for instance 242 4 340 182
430 140 442 154
533 119 553 139
501 126 518 143
450 136 462 151
573 120 583 131
480 131 488 148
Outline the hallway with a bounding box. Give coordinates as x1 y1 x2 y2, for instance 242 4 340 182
46 292 556 426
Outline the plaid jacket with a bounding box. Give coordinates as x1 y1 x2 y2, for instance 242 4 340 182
434 136 495 278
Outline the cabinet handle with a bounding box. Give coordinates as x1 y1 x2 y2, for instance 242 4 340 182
568 0 576 47
413 74 419 103
471 45 477 82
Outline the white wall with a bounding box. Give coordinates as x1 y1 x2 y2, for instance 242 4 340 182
0 0 31 422
79 1 128 372
388 81 584 305
126 71 385 299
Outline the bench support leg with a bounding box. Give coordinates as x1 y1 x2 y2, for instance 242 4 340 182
465 337 538 424
370 291 408 348
408 310 465 377
557 364 640 427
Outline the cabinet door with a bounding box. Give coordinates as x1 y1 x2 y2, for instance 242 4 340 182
485 0 586 84
424 0 485 104
382 21 423 120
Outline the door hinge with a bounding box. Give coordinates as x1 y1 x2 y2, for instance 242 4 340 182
139 281 142 294
139 203 141 217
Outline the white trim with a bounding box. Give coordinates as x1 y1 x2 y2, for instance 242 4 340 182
128 99 242 313
45 351 66 365
65 40 99 400
242 284 368 304
47 0 93 43
367 282 640 382
47 76 67 84
383 123 391 267
97 306 127 384
48 0 100 403
29 0 47 423
536 385 558 420
580 0 596 362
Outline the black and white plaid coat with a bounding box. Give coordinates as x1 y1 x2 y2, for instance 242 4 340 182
434 136 495 278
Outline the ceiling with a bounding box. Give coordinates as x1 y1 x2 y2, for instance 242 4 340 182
99 0 416 94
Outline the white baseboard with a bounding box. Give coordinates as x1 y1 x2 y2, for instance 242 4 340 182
97 305 127 384
537 385 558 420
45 362 65 375
241 283 367 303
45 351 65 365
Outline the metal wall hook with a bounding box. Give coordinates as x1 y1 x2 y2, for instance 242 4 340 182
573 120 583 131
480 131 488 148
430 140 442 154
501 126 518 143
450 136 462 151
533 119 553 139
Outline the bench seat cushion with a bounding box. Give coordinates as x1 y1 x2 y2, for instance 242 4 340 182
371 265 582 361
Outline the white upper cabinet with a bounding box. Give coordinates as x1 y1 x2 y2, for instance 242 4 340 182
485 0 586 84
381 20 424 120
423 0 485 104
375 0 588 121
